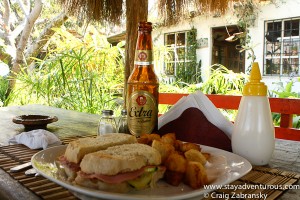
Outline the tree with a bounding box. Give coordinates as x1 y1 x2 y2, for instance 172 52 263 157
0 0 68 98
124 0 148 106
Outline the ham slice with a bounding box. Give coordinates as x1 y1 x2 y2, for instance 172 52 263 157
78 166 166 184
58 155 81 172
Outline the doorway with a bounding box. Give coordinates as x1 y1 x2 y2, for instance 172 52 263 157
212 26 245 73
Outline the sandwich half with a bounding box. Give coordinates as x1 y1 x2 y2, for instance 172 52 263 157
75 143 166 193
59 133 137 180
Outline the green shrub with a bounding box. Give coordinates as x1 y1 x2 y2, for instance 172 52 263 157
0 76 8 106
158 64 247 120
201 64 247 95
270 79 300 128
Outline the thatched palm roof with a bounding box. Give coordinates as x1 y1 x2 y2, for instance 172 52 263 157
158 0 233 25
59 0 271 26
58 0 124 25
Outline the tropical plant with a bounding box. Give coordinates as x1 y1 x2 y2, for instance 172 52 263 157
0 77 8 107
158 64 247 119
270 79 300 128
270 80 300 98
8 27 125 115
201 64 247 95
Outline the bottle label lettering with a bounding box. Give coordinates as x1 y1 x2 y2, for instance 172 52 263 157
128 90 157 136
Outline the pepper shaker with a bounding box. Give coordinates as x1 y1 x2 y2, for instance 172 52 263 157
118 109 129 134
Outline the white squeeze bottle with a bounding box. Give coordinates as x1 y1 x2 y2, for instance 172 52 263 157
232 62 275 166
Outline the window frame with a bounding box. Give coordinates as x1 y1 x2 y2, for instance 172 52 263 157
263 17 300 77
164 30 193 77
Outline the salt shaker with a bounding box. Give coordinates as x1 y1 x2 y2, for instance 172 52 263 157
98 110 117 135
118 109 129 134
232 62 275 166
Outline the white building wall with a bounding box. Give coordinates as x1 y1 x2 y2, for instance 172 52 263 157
152 0 300 93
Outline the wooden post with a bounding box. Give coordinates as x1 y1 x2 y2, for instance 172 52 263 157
124 0 148 108
280 114 293 128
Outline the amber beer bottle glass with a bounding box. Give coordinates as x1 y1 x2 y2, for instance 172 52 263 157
127 22 159 137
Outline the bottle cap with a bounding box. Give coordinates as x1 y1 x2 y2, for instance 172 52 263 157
138 21 152 31
243 62 267 96
121 109 127 116
102 110 114 115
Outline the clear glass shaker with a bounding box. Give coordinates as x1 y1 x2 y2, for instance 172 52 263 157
118 109 129 134
98 110 117 135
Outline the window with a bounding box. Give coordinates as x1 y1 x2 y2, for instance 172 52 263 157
164 31 196 77
264 18 300 77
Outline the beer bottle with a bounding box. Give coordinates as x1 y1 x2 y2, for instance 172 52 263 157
127 21 159 137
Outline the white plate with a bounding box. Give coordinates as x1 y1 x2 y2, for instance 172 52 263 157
31 145 252 200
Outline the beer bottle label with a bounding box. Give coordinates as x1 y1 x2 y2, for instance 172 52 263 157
134 50 153 65
127 90 157 136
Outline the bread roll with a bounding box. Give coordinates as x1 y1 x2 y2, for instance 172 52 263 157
64 133 137 164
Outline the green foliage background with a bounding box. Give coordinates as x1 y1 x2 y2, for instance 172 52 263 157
1 24 298 127
8 26 125 115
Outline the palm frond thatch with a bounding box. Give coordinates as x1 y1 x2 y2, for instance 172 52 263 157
58 0 272 27
157 0 271 26
158 0 236 26
58 0 124 25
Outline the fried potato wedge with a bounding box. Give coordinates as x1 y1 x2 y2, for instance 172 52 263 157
202 152 211 160
184 161 208 189
165 152 187 173
139 132 209 190
152 139 175 164
184 149 207 165
138 133 161 145
147 133 161 141
180 142 201 152
174 139 183 151
164 170 184 186
161 133 176 146
137 137 149 145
